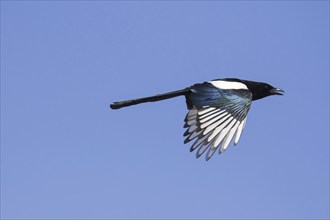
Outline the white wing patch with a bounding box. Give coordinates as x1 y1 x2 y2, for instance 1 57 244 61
198 107 216 115
234 117 247 145
184 106 248 160
209 80 248 90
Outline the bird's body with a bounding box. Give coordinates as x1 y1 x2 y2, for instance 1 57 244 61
110 78 284 160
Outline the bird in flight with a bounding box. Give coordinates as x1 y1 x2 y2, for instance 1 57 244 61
110 78 284 160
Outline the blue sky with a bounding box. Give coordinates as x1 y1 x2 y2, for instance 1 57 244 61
1 1 329 219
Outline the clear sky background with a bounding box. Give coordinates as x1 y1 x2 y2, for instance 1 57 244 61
1 1 329 219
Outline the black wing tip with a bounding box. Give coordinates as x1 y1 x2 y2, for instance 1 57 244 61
183 130 190 137
205 156 211 161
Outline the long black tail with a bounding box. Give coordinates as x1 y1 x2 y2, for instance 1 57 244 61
110 87 191 110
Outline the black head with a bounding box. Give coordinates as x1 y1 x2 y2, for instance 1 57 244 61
239 80 285 101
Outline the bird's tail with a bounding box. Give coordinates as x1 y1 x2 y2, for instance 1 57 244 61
110 87 191 110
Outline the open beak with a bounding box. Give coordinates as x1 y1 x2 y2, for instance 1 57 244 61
270 88 285 95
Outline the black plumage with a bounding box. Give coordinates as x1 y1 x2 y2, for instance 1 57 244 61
110 78 284 160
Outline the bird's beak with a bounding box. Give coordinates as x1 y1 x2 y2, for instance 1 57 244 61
270 88 285 95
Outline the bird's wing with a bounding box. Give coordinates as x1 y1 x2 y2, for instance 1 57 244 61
184 82 252 160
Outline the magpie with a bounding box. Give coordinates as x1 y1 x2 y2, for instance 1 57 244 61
110 78 284 160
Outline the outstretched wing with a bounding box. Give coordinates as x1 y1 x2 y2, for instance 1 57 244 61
184 82 252 160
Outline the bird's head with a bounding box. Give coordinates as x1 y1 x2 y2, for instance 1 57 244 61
241 80 285 101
